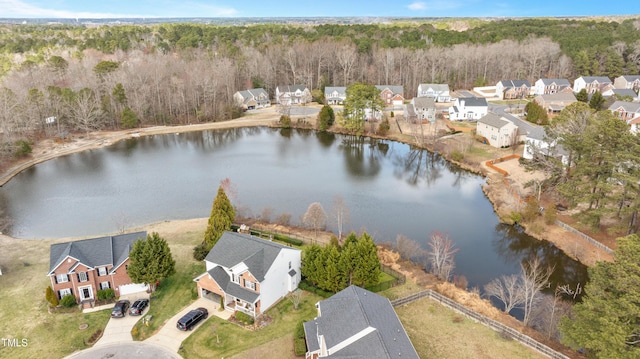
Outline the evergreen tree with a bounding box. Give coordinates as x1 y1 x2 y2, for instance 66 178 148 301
127 232 176 292
45 285 59 307
576 88 589 103
301 244 322 286
525 101 548 125
203 186 235 250
322 245 345 292
351 232 381 288
340 83 384 135
317 104 335 131
589 90 605 110
560 235 640 358
120 107 139 129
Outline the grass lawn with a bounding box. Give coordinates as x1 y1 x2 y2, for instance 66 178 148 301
180 291 322 359
396 298 545 359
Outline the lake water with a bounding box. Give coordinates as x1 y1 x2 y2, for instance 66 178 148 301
0 127 588 289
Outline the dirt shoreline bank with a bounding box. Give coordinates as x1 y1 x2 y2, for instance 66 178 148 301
0 113 612 267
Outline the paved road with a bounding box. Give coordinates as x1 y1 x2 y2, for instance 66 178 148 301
65 342 180 359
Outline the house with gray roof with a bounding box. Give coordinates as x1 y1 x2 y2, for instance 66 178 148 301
533 78 572 96
194 231 301 318
304 285 419 359
476 114 519 148
496 80 531 100
609 88 639 102
48 231 148 307
276 84 312 105
233 88 270 110
375 85 405 108
614 75 640 92
324 86 347 105
573 76 612 94
534 92 577 113
417 83 451 102
609 101 640 122
406 96 436 123
448 97 488 121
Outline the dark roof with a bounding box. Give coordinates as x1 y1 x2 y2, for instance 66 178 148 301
458 97 487 107
609 101 640 113
611 89 638 98
204 231 299 282
375 85 403 95
578 76 612 84
499 80 530 88
538 78 571 86
237 88 268 104
478 113 510 129
304 286 419 359
619 75 640 81
277 84 308 93
48 231 146 275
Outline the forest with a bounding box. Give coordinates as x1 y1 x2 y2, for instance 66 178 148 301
1 17 640 163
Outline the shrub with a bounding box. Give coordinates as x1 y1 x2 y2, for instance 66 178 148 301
377 118 390 136
273 234 303 246
235 311 254 325
193 242 210 261
45 285 59 307
60 294 77 308
295 320 305 339
294 338 307 356
450 150 464 162
97 288 115 301
279 115 291 129
543 206 557 225
509 212 523 224
522 198 540 222
14 140 32 157
299 280 333 298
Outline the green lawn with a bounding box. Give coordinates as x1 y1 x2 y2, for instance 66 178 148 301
180 291 322 359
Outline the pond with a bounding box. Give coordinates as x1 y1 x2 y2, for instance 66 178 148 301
0 127 588 290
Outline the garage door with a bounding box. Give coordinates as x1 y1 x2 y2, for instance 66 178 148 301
119 283 149 296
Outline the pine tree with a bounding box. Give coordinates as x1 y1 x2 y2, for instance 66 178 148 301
203 186 235 250
127 232 176 292
351 233 381 288
45 285 59 307
589 90 605 110
301 244 322 286
576 88 589 103
560 235 640 358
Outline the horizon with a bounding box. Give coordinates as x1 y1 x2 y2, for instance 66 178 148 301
1 0 638 19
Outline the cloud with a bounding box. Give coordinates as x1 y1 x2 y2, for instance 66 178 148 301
407 2 427 10
0 0 144 18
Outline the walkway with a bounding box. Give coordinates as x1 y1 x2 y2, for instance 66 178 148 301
144 297 232 353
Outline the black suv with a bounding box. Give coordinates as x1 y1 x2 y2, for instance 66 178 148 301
176 307 208 331
111 300 130 318
128 298 149 316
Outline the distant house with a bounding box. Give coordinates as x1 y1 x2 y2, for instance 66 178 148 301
534 92 577 113
614 75 640 92
48 232 148 308
573 76 612 94
496 80 531 100
233 88 270 110
523 127 570 165
610 88 640 102
608 101 640 122
304 285 419 359
194 231 301 318
417 83 451 102
533 78 572 96
324 86 347 105
448 97 488 121
407 96 436 123
375 85 404 108
275 85 312 105
476 114 519 148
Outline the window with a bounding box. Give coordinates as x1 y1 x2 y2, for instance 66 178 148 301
244 280 256 291
98 267 107 276
77 272 88 282
100 282 110 290
289 261 291 269
59 288 72 299
55 273 68 283
231 273 240 284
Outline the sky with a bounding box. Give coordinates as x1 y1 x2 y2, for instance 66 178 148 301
0 0 638 19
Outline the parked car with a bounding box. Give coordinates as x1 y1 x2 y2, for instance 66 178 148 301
111 300 130 318
176 307 208 331
128 298 149 316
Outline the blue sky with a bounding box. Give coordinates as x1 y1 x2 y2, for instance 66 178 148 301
0 0 637 18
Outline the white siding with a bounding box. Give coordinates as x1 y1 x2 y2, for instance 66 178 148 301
259 248 301 312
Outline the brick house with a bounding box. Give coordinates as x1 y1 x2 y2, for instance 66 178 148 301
496 80 531 100
194 231 301 318
375 85 404 108
47 231 148 307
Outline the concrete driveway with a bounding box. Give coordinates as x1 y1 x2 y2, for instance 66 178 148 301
93 293 150 347
144 297 231 353
65 342 180 359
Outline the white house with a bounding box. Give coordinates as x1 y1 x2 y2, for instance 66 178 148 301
614 75 640 92
416 83 450 102
194 231 301 318
233 88 271 110
324 87 347 105
476 114 519 148
522 127 569 165
276 85 312 105
533 78 572 96
303 286 419 359
408 96 436 123
448 97 488 121
573 76 612 94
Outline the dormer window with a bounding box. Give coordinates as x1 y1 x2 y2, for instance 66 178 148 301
232 273 240 284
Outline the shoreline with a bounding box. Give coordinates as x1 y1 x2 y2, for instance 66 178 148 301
0 113 612 267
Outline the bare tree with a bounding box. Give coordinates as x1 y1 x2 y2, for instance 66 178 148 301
484 274 525 314
395 234 427 265
331 195 350 242
520 256 554 326
288 288 303 310
426 231 459 281
260 206 275 223
303 202 327 241
530 286 572 340
336 42 357 86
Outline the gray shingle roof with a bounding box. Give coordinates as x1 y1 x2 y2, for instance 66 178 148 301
499 80 531 88
619 75 640 81
578 76 612 84
375 85 403 95
207 264 260 303
48 231 146 275
418 83 450 92
478 113 510 129
304 286 419 359
237 88 268 104
412 97 435 108
277 85 308 93
539 78 571 86
204 231 298 282
609 101 640 113
611 89 638 98
458 97 487 107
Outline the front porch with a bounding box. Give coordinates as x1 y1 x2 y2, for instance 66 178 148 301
224 296 256 317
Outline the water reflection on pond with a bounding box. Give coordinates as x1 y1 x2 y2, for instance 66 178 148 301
0 127 587 289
